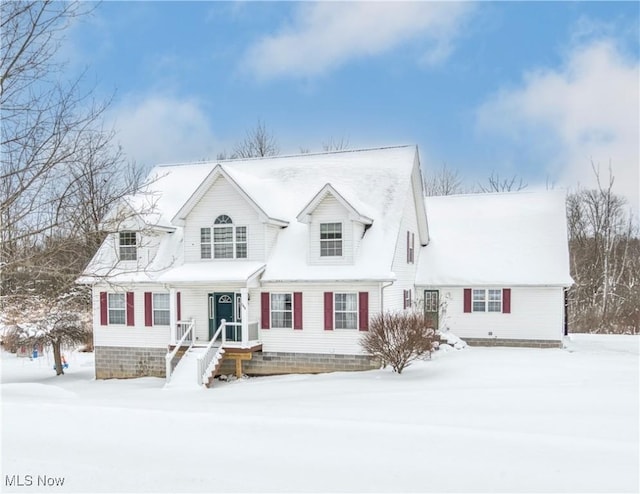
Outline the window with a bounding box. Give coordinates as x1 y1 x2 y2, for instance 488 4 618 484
119 231 137 261
320 222 342 257
472 289 502 312
200 228 211 259
407 231 415 263
153 293 170 325
335 293 358 329
236 226 247 258
108 293 125 324
271 293 292 328
403 289 412 309
201 215 247 259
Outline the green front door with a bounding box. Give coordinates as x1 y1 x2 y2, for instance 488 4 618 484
208 292 234 340
424 290 439 329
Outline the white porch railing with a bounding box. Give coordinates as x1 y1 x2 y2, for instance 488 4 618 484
165 319 194 383
197 319 226 386
223 321 260 347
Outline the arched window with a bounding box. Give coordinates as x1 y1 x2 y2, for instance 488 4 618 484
201 215 247 259
214 215 232 225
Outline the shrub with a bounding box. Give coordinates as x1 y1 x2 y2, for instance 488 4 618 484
361 311 437 374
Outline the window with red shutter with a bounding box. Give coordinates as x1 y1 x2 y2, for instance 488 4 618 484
502 288 511 313
358 292 369 331
261 292 270 329
144 292 152 327
463 289 472 313
293 292 303 330
100 292 108 325
126 292 135 326
324 292 333 330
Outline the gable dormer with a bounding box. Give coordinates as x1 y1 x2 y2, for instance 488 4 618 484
297 184 373 265
172 165 287 262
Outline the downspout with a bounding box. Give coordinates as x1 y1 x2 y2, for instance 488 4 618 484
380 280 395 314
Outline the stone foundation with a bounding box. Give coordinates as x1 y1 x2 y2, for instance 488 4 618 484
218 351 380 376
463 338 562 348
95 346 166 379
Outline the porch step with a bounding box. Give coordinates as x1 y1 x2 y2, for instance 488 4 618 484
164 347 210 390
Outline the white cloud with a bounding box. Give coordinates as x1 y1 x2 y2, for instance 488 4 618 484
242 2 474 80
109 95 218 166
477 39 639 214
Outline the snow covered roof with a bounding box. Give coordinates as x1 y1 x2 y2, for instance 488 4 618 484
157 262 265 284
81 145 422 284
416 190 573 286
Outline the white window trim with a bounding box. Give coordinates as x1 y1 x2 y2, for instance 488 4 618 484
334 292 358 330
118 231 137 261
472 289 503 313
152 293 170 326
270 292 293 329
201 223 248 260
320 222 343 257
107 293 126 325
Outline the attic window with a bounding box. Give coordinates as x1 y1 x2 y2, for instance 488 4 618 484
320 223 342 257
200 215 248 259
119 231 137 261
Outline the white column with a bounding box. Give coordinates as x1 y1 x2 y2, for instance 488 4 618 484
241 288 249 347
169 287 177 346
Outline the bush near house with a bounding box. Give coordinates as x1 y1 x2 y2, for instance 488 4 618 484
361 312 437 374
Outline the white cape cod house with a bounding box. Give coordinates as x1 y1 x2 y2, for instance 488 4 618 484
78 146 572 385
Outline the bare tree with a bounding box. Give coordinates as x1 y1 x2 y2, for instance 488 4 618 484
567 162 639 334
477 171 527 192
4 296 91 375
361 312 437 374
322 136 350 152
232 119 279 158
424 163 464 196
1 1 138 298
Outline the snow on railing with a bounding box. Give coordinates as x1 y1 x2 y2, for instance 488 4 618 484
165 319 194 383
197 319 226 386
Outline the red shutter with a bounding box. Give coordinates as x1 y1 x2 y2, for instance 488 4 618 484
144 292 152 327
503 288 511 314
463 289 472 313
406 230 410 262
403 290 407 309
261 292 270 329
324 292 333 330
176 292 181 321
126 292 135 326
359 292 369 331
100 292 108 325
293 292 303 330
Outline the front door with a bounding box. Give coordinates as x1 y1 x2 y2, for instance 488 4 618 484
424 290 439 329
208 292 235 340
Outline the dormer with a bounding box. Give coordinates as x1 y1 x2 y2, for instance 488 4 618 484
172 164 288 262
297 183 373 265
97 197 174 268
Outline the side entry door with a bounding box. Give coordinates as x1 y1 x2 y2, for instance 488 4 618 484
424 290 439 329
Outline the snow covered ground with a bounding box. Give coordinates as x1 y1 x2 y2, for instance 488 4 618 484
1 335 638 493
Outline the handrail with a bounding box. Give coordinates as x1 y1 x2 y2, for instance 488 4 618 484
197 319 226 386
165 319 194 382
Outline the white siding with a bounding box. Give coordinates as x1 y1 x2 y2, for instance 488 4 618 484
308 195 354 265
419 286 564 341
388 189 421 311
176 284 245 343
183 176 265 262
253 283 381 355
92 285 170 348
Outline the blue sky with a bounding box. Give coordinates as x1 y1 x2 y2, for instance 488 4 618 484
66 1 639 211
